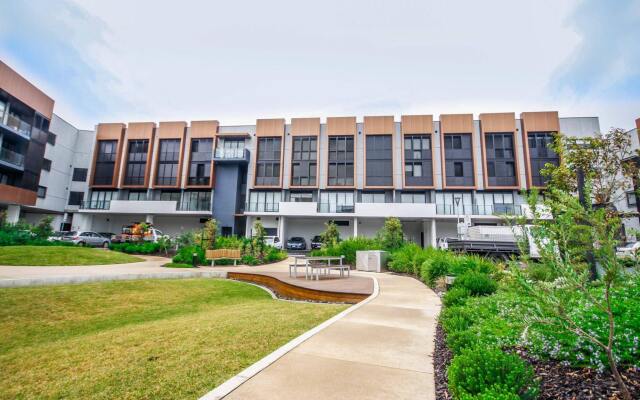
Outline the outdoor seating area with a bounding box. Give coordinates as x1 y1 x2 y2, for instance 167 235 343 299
289 255 351 281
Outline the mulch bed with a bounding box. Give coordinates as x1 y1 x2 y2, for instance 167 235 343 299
434 322 452 400
433 321 640 400
517 349 640 400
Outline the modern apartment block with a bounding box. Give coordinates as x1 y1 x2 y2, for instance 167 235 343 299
2 59 639 245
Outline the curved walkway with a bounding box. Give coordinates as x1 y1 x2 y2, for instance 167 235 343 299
219 270 441 400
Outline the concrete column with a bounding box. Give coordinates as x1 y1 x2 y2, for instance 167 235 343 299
145 214 154 224
430 219 437 248
278 216 286 242
422 220 429 248
6 204 20 224
245 216 253 238
353 217 358 237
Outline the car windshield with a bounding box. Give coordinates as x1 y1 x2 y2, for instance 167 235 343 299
65 231 77 237
290 237 304 242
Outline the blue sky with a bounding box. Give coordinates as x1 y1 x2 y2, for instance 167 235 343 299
0 0 638 131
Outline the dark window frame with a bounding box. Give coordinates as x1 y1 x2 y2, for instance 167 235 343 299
93 140 118 185
291 136 317 186
255 137 282 186
42 158 52 172
68 191 84 206
72 168 88 182
327 136 355 186
155 138 181 186
37 185 46 198
365 135 393 186
123 139 149 186
188 138 213 186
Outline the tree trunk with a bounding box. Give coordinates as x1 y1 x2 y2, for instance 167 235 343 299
605 347 631 400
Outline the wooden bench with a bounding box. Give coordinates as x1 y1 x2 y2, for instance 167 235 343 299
206 249 242 266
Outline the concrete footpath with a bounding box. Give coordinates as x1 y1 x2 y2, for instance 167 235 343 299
220 272 441 400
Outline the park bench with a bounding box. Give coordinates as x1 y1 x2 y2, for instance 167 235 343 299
206 249 242 266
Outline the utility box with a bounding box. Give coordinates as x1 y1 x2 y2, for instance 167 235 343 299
356 250 388 272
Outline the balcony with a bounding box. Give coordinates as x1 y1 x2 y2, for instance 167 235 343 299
213 148 250 164
317 203 355 213
0 147 25 170
80 200 111 210
245 202 279 213
436 204 523 216
177 200 211 212
355 202 437 218
1 114 32 139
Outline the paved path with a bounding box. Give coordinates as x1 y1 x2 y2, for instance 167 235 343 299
221 271 441 400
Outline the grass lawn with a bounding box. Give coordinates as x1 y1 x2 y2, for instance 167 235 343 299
0 246 143 266
0 279 347 399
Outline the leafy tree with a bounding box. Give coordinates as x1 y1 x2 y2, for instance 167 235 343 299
201 219 218 249
543 128 639 206
320 221 340 248
250 221 267 261
378 217 404 250
513 183 634 399
31 216 54 239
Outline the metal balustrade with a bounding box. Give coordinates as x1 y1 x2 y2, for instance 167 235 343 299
435 203 522 216
317 203 355 213
0 147 25 167
4 114 32 137
80 200 111 210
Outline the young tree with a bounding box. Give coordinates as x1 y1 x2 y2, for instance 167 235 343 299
251 221 267 261
201 219 218 249
544 128 639 206
513 185 634 399
320 221 340 248
32 216 54 240
379 217 404 250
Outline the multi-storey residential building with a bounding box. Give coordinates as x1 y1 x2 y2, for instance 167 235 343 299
2 59 639 246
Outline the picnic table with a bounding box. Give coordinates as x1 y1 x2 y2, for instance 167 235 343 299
289 255 350 280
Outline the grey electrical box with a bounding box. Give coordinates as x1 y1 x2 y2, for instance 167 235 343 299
355 250 388 272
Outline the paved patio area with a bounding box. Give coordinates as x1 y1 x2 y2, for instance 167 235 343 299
218 270 441 400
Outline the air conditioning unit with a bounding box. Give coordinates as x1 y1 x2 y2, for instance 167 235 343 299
356 250 388 272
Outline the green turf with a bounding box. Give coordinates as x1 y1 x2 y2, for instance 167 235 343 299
163 262 195 268
0 278 347 399
0 246 143 266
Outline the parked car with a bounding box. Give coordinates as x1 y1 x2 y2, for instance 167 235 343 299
47 231 68 242
265 236 282 249
616 241 640 258
111 223 168 243
286 236 307 251
62 231 110 248
310 235 323 249
98 232 116 240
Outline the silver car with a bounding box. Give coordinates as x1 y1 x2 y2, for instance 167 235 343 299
62 231 110 248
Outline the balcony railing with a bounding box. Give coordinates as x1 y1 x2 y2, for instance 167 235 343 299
436 204 522 216
246 202 279 212
0 147 25 167
214 147 245 159
317 203 355 213
80 200 111 210
4 114 32 137
177 200 211 212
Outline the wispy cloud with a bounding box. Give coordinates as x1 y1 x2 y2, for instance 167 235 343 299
0 0 123 128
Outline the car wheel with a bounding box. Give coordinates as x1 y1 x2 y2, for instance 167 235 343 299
77 241 85 247
103 242 109 249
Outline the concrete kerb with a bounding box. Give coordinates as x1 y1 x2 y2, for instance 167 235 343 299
0 271 228 288
199 274 380 400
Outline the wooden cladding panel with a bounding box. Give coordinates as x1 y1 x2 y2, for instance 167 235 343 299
119 122 156 188
125 122 156 139
190 120 219 138
440 114 474 133
227 272 368 304
363 115 395 135
327 116 357 135
157 121 187 138
0 184 37 206
479 112 516 133
635 118 640 132
91 123 126 188
256 118 285 136
0 61 54 119
401 115 433 134
520 111 560 132
291 117 320 136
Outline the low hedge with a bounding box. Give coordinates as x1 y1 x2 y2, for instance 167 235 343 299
109 242 162 255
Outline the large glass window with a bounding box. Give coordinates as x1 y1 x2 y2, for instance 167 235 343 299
68 191 84 206
361 192 386 203
180 191 211 211
188 138 213 185
328 136 354 186
93 140 118 185
365 135 393 186
160 191 181 202
485 133 516 186
155 139 181 186
319 191 354 213
127 191 147 201
255 137 282 186
86 190 116 209
435 192 473 215
72 168 88 182
291 136 317 186
248 191 282 212
475 192 517 215
215 138 245 159
290 192 313 202
124 140 149 186
443 133 474 187
528 132 558 186
400 192 427 203
404 135 433 186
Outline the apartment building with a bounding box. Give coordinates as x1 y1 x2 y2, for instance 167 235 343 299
2 59 639 246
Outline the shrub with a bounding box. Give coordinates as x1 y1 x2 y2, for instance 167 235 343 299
443 286 470 307
455 271 497 296
240 254 260 265
524 262 558 282
214 235 246 249
163 262 194 268
31 216 54 240
421 250 456 285
264 246 287 263
378 217 404 250
448 347 539 400
460 387 521 400
451 254 496 276
311 236 382 265
109 242 161 255
320 221 340 248
446 330 478 355
387 243 428 275
172 245 205 265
